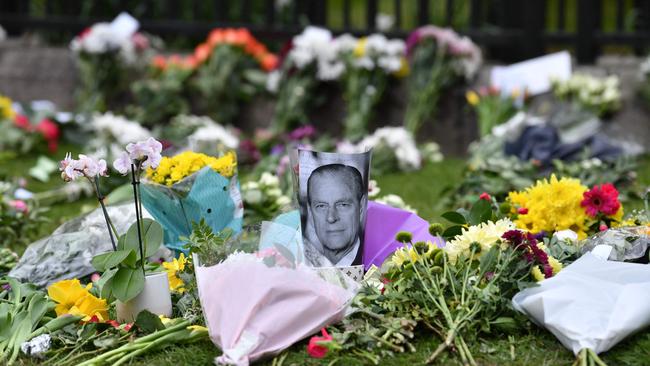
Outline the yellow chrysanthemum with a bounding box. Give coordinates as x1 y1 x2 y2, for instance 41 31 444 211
390 242 438 268
531 266 545 282
147 151 237 186
508 175 589 239
549 256 563 275
445 219 516 263
0 95 16 120
47 279 108 321
162 253 187 293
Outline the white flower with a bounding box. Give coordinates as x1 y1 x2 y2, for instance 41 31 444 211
60 153 108 181
358 127 422 170
266 70 281 93
376 13 395 32
276 195 292 207
243 189 263 205
187 119 239 151
317 60 345 80
368 180 381 198
354 56 375 70
113 151 131 175
259 172 279 187
445 219 516 262
91 112 151 145
376 194 417 214
554 229 578 242
122 137 163 171
334 34 358 53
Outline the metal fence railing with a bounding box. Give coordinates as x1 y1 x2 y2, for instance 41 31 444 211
1 0 649 63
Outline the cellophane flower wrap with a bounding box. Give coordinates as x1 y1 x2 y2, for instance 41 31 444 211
194 247 357 366
404 25 481 134
140 151 242 252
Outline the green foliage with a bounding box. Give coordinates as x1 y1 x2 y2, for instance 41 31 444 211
180 219 234 267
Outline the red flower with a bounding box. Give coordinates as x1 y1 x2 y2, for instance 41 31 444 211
581 183 621 217
307 328 332 358
599 224 608 232
36 118 60 152
14 114 31 131
479 192 491 201
517 207 528 215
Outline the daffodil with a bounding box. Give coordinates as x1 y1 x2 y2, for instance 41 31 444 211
465 90 480 106
68 293 109 322
162 253 187 293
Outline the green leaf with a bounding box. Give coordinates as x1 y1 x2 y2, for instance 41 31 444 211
111 267 145 303
123 250 138 268
27 293 49 327
117 234 126 251
441 211 467 225
97 268 118 300
442 225 463 240
469 199 492 225
105 184 134 206
479 246 499 279
134 310 165 334
91 250 133 272
125 219 164 259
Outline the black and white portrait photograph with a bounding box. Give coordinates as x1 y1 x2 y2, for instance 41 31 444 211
297 149 371 268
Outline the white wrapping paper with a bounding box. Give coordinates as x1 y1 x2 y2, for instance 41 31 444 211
512 253 650 355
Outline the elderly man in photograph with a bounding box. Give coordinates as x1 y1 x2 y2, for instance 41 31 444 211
304 163 366 267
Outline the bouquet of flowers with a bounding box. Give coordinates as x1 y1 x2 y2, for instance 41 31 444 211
337 126 422 174
466 86 524 137
269 26 345 132
191 28 277 124
550 73 621 117
404 25 481 135
128 55 195 126
0 95 61 154
70 13 152 112
507 175 624 239
141 151 242 252
339 34 408 141
241 172 291 225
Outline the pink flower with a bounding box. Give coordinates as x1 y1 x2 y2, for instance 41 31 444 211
581 183 621 217
113 151 131 175
13 114 31 131
91 273 101 283
9 200 28 214
123 137 163 171
60 153 107 181
479 192 491 201
518 207 528 215
599 224 608 232
307 328 332 359
36 118 60 152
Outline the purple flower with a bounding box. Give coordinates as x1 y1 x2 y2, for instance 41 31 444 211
270 144 285 156
288 125 316 141
113 151 131 175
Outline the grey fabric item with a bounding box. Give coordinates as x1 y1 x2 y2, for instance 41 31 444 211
9 203 165 288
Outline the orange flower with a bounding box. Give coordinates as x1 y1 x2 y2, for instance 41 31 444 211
207 29 224 47
194 43 212 64
260 54 279 71
152 55 167 70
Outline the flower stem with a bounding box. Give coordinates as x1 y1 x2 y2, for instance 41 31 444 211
93 177 117 251
131 164 145 275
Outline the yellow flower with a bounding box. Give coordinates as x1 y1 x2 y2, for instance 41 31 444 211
531 266 545 282
187 325 208 332
162 253 187 293
445 219 516 263
147 151 237 186
0 95 16 120
548 256 562 275
159 315 173 325
394 57 410 78
48 279 93 316
508 175 589 239
47 279 108 321
68 293 109 322
466 90 480 106
354 38 367 58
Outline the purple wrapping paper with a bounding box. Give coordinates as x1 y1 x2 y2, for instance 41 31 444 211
363 201 445 269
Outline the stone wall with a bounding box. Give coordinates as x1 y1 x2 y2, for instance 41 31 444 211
0 39 648 156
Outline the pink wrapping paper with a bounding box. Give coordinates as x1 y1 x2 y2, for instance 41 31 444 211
363 201 445 269
195 255 356 365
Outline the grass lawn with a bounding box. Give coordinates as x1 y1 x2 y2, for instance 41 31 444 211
4 152 650 365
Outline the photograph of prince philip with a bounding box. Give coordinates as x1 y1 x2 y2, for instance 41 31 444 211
297 149 371 267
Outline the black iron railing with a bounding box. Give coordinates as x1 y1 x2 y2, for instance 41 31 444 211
0 0 649 63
